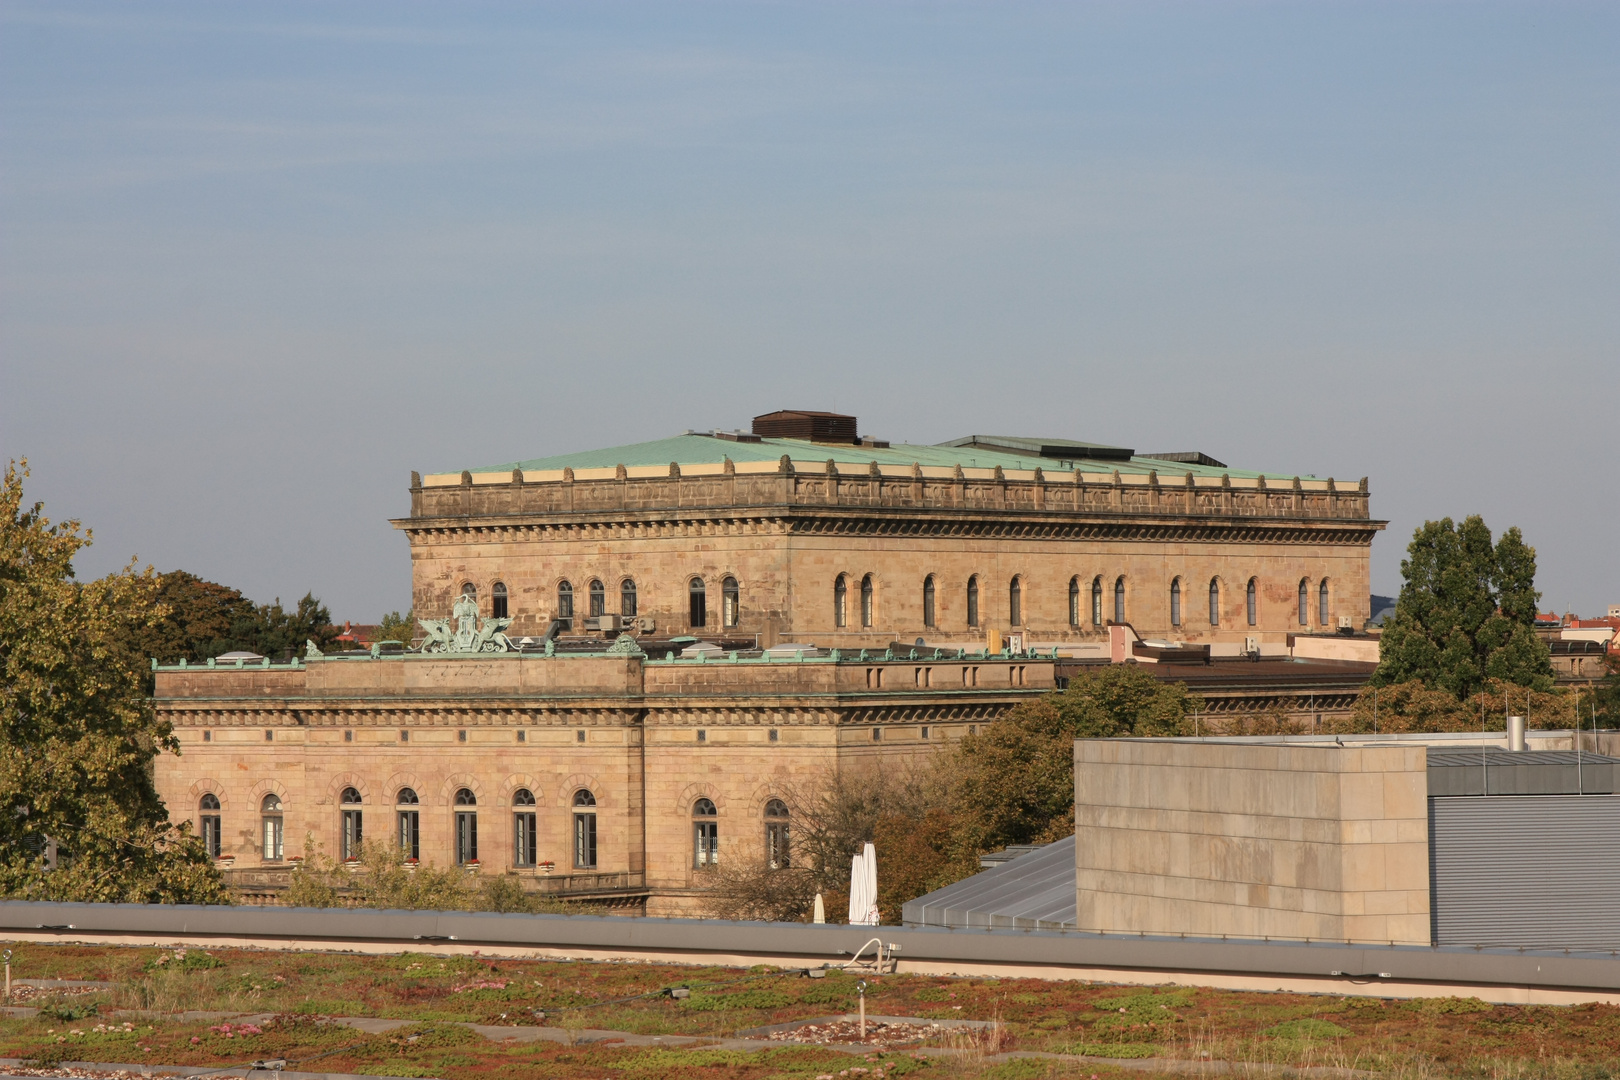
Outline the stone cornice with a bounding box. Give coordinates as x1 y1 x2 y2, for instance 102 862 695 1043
394 510 1384 547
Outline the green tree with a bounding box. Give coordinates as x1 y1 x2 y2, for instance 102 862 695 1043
952 665 1202 853
0 460 225 903
1373 516 1554 698
376 610 416 646
116 571 258 665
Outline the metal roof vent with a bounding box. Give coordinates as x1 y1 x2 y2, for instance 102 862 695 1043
752 410 859 443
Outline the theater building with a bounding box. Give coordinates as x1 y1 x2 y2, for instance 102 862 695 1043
152 411 1383 912
401 412 1382 653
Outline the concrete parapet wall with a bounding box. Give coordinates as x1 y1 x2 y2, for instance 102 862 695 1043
1074 739 1430 945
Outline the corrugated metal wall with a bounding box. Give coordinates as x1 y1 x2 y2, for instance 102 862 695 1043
1430 795 1620 950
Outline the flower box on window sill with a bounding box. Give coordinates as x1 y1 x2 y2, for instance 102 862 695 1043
538 861 555 875
215 855 235 863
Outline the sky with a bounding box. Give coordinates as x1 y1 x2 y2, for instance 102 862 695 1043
2 2 1615 622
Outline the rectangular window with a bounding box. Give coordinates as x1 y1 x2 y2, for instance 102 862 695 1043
689 584 707 628
341 810 363 860
694 820 719 868
398 811 420 860
455 811 478 864
574 812 597 869
201 815 221 858
766 822 790 869
262 816 283 861
514 813 537 867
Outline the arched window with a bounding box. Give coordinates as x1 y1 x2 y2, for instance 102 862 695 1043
1247 578 1258 626
556 581 574 631
454 788 477 865
621 578 638 617
966 576 979 628
199 794 221 859
860 575 874 628
1299 579 1310 626
764 799 790 869
834 574 848 628
1209 578 1221 626
722 576 739 628
922 575 936 629
396 789 419 860
461 583 476 600
1009 576 1022 626
260 793 283 861
692 797 718 868
1068 577 1081 628
689 578 707 628
492 582 508 620
588 579 606 619
573 789 597 869
1092 577 1103 626
340 787 363 860
513 789 536 868
1113 577 1126 624
1170 578 1182 627
1320 579 1331 626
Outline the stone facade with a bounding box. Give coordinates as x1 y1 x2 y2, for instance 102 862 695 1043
153 649 1048 913
1073 739 1431 945
400 437 1383 652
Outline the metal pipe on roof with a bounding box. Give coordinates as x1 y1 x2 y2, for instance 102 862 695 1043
1509 715 1526 752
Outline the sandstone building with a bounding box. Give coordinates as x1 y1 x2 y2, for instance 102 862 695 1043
152 410 1383 912
402 412 1382 652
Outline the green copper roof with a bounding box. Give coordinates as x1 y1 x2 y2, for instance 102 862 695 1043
447 433 1288 480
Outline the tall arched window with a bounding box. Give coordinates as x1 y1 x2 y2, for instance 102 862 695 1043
1170 578 1182 627
621 578 638 617
1114 577 1126 624
454 788 478 865
1068 577 1081 627
1319 579 1331 626
722 576 739 628
491 582 508 620
396 788 420 861
1092 577 1103 626
966 576 979 628
512 788 537 868
860 575 874 628
764 799 790 869
1209 578 1221 626
588 579 606 619
834 574 848 628
1009 576 1023 626
1298 579 1310 626
688 578 707 627
461 583 476 601
573 789 597 869
340 787 363 860
556 581 574 631
692 797 718 868
260 793 283 862
199 794 221 859
922 575 936 629
1247 578 1258 626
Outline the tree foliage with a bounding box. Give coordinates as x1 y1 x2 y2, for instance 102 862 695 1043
376 610 416 646
0 460 225 903
703 665 1206 924
113 570 340 665
285 838 583 913
1374 516 1554 698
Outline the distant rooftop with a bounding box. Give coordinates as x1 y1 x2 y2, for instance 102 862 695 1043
431 410 1303 483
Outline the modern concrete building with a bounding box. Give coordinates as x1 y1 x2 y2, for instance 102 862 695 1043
907 730 1620 952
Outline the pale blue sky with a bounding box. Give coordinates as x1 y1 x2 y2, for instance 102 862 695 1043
2 2 1615 620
